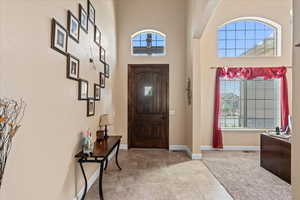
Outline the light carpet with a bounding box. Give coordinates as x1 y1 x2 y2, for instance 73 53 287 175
85 150 232 200
202 151 292 200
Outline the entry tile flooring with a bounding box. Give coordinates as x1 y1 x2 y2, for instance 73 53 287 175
85 149 233 200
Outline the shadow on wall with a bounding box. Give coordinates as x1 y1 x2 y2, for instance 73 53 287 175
60 131 84 199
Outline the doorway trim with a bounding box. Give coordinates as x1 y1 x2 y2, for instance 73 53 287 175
128 64 169 149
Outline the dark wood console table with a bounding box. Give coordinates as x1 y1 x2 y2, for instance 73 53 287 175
260 134 291 183
75 136 122 200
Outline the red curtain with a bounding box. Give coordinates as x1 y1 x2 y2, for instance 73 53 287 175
213 68 223 148
213 66 289 148
281 74 289 129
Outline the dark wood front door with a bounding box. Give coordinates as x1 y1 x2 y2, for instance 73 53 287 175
128 64 169 148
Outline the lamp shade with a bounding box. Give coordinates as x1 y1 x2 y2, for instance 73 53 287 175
99 114 113 126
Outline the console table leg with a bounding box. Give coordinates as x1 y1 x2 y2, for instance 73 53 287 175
115 141 122 170
99 160 105 200
79 161 88 200
104 158 108 171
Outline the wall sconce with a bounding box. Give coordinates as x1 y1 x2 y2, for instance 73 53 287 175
186 78 192 105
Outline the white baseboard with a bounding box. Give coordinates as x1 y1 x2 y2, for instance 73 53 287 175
169 145 188 151
73 167 100 200
73 149 117 200
200 145 260 151
191 153 202 159
169 145 202 160
120 144 128 150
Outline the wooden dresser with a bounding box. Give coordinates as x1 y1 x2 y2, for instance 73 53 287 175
260 134 291 183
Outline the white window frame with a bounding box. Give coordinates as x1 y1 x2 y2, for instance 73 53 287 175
131 29 167 56
220 78 281 131
217 17 282 57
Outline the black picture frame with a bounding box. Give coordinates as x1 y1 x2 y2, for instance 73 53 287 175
100 46 106 64
87 0 95 25
87 98 95 117
104 63 110 78
67 54 80 80
94 25 101 46
79 4 88 33
94 84 101 101
100 72 105 88
78 79 89 100
51 18 68 55
67 10 80 43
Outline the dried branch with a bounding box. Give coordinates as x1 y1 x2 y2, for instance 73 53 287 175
0 98 26 189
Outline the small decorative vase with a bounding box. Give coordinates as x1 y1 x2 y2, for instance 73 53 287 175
82 130 93 154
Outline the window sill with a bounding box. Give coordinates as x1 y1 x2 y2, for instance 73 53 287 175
222 129 268 132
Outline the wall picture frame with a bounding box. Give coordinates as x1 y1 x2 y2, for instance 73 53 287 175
94 25 101 46
94 84 101 101
100 72 105 88
51 18 68 55
67 10 80 43
79 4 88 33
78 79 89 100
87 98 95 117
100 46 106 64
87 0 95 25
67 54 80 80
104 63 110 78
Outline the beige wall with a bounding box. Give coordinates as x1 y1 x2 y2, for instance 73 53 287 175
198 0 293 148
293 0 300 199
115 0 187 146
186 0 221 152
186 0 194 150
0 0 117 199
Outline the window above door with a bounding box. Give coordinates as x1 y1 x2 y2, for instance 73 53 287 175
131 29 166 56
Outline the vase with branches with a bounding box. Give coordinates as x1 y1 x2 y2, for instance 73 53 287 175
0 98 26 189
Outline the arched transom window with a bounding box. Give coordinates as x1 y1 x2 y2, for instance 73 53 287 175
131 30 166 56
218 17 281 58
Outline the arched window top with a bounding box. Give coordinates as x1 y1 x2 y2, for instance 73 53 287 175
217 17 281 58
131 29 166 56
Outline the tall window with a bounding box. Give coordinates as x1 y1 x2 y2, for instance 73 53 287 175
220 78 280 129
218 18 281 57
131 30 166 56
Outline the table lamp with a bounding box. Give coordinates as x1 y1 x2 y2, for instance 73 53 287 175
99 114 112 139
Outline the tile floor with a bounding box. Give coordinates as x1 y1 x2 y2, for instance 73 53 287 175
85 149 233 200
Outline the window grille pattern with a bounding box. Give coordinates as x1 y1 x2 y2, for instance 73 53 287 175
132 31 166 56
218 20 277 57
220 78 280 129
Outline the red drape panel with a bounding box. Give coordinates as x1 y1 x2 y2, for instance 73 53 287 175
218 67 287 80
212 66 289 148
281 74 290 129
212 68 223 148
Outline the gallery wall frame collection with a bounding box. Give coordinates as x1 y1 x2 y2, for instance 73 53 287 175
67 54 80 80
79 4 88 33
88 0 96 25
50 0 110 117
78 79 89 100
104 64 110 78
100 46 106 64
94 84 101 101
51 19 68 56
87 98 95 117
68 10 80 43
94 25 101 46
100 72 105 88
